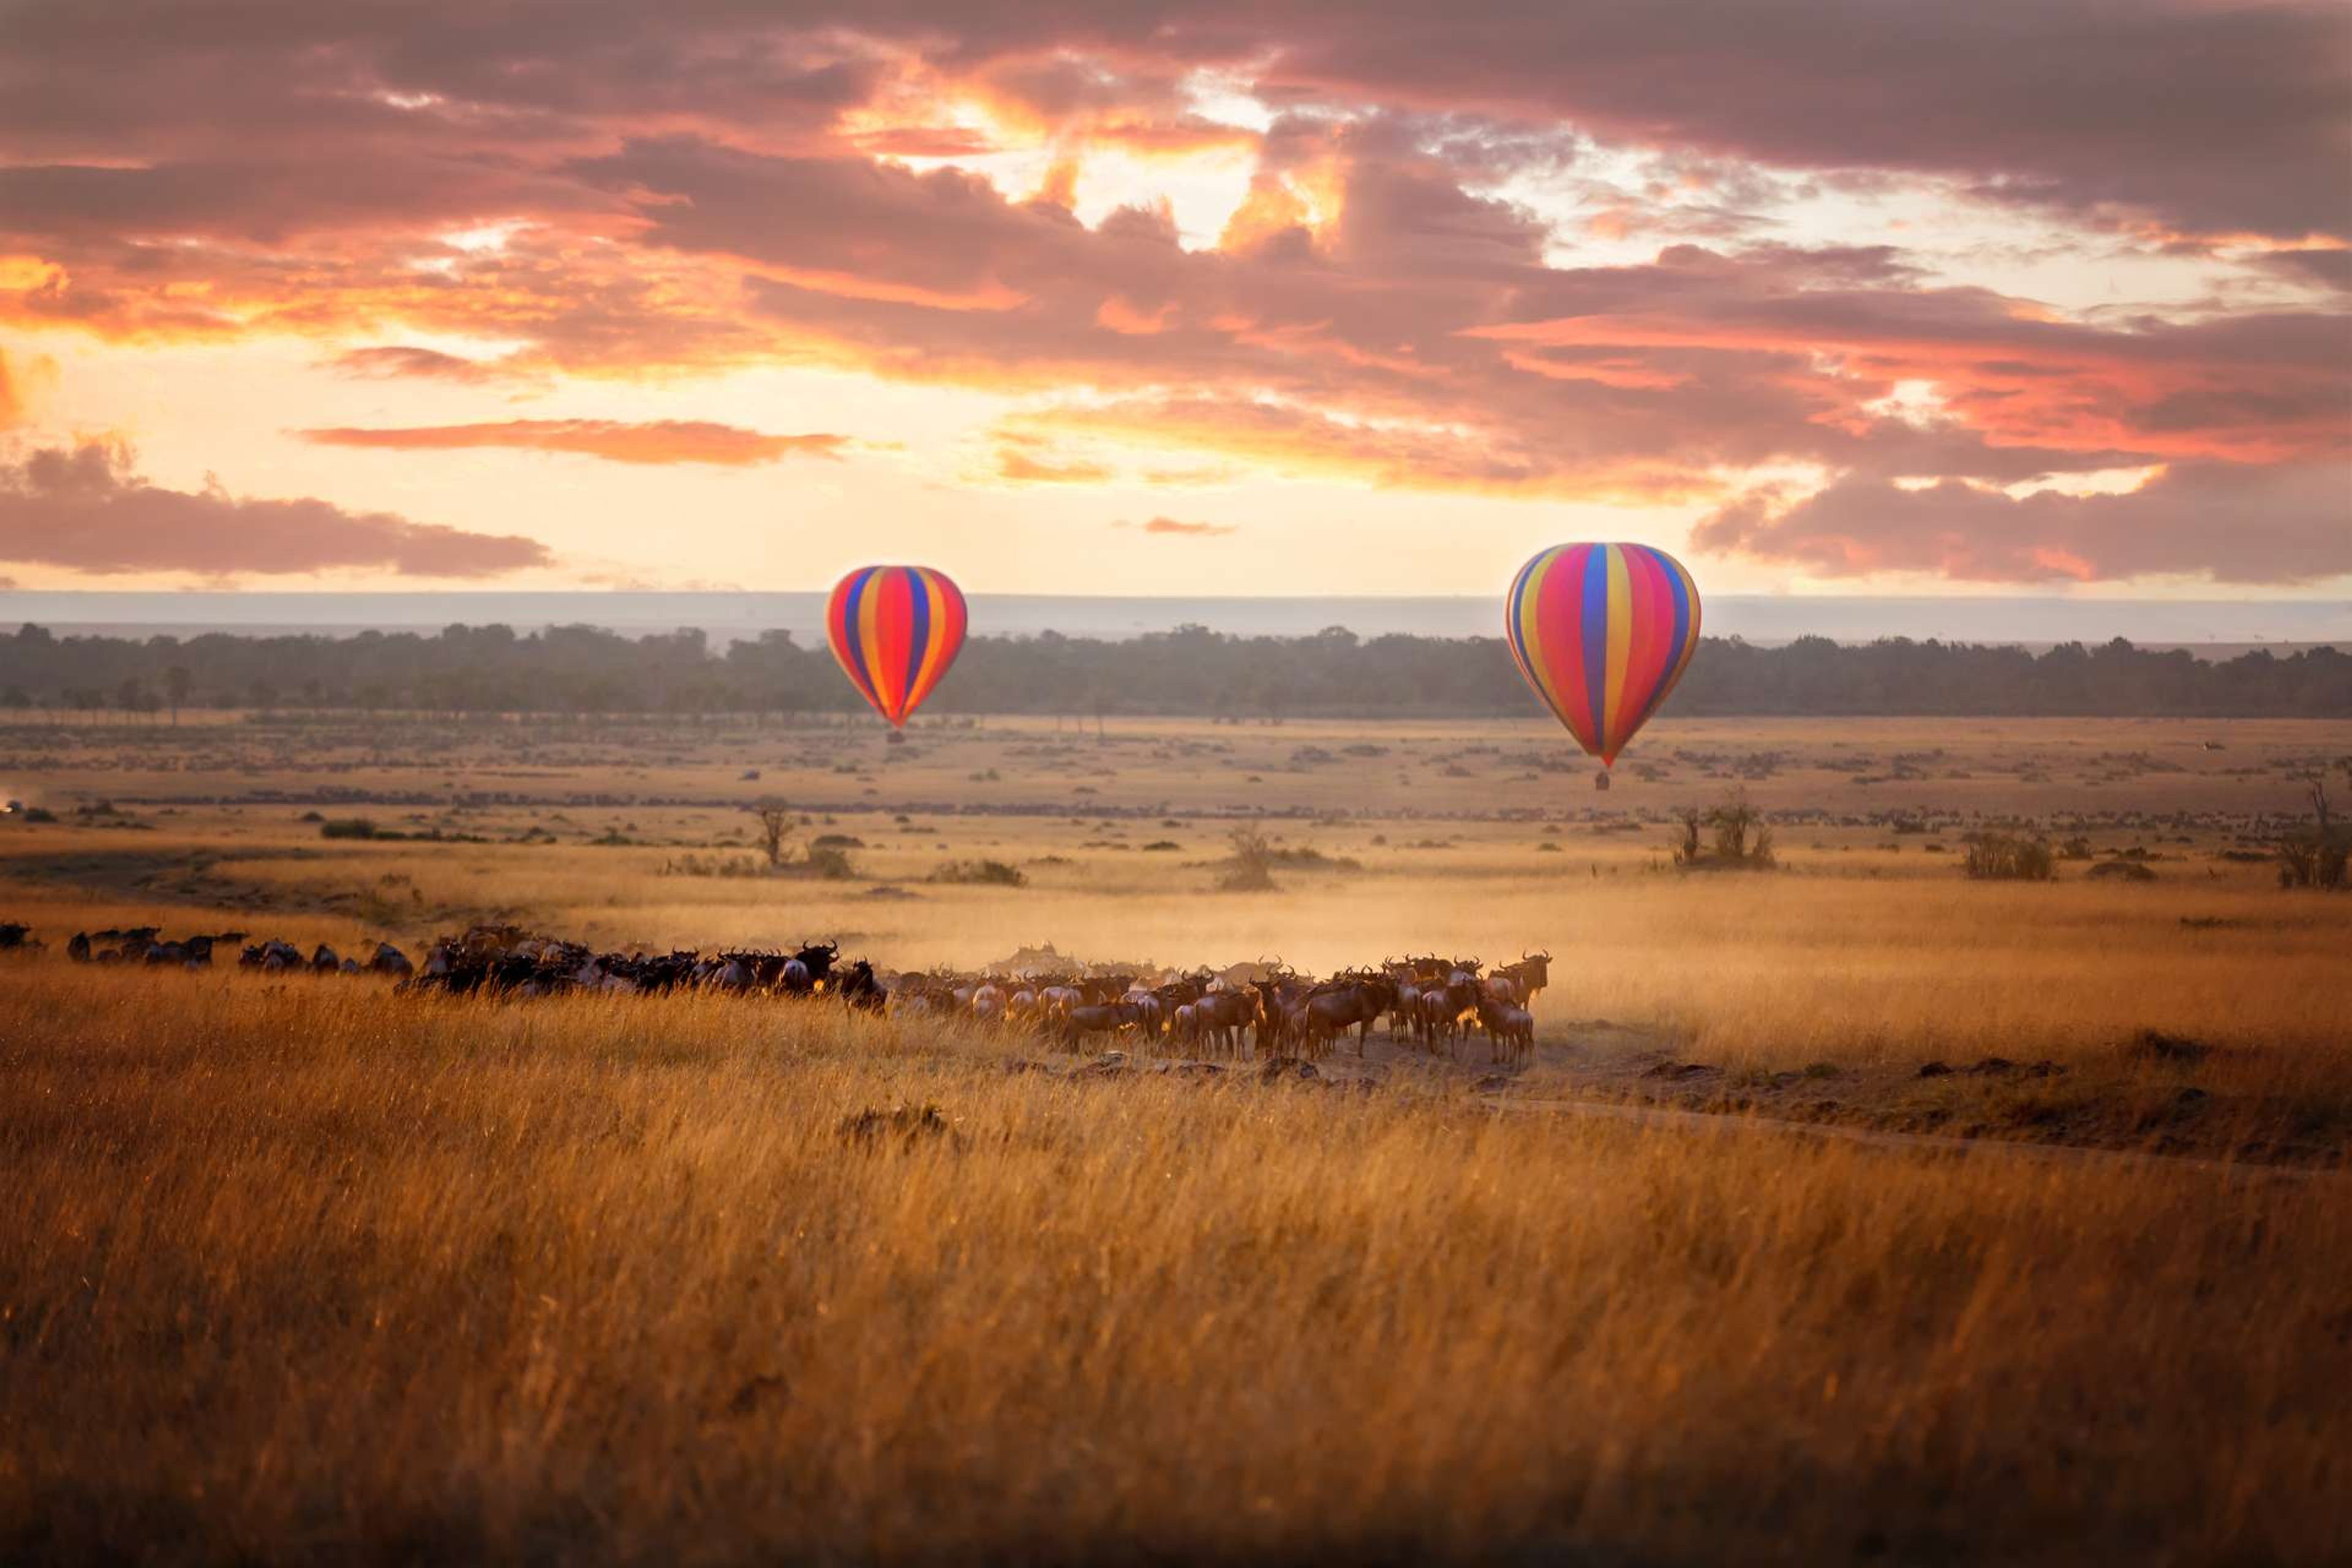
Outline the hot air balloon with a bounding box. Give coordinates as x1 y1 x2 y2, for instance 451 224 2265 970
1505 543 1701 771
826 565 967 729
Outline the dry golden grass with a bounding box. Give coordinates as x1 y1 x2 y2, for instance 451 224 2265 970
3 714 2348 1560
3 967 2348 1565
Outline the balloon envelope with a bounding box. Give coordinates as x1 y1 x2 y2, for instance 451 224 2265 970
826 565 967 727
1505 543 1701 766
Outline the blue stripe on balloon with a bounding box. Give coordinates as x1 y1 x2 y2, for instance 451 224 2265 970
1663 549 1691 687
1505 554 1532 676
904 570 932 707
1581 545 1608 746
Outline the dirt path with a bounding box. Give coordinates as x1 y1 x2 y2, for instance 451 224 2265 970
1490 1090 2348 1184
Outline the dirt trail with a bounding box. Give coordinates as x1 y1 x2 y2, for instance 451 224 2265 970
1493 1091 2348 1184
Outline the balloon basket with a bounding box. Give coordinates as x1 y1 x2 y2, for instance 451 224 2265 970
885 729 907 746
1594 769 1611 791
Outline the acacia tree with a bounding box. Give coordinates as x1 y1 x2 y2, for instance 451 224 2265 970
748 802 793 870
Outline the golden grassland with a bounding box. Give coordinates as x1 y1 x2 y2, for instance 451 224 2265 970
2 714 2348 1560
4 971 2349 1565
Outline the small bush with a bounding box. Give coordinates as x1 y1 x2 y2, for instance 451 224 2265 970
931 858 1027 888
320 818 379 840
1219 826 1278 892
803 846 859 881
1962 833 2053 881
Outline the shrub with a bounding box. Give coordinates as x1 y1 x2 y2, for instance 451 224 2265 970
320 818 379 840
930 858 1027 888
1219 826 1278 891
1962 833 2053 881
804 846 859 881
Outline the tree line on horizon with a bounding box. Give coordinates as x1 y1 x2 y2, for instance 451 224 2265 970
0 621 2345 723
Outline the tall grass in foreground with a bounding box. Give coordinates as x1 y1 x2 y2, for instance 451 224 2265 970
3 971 2347 1564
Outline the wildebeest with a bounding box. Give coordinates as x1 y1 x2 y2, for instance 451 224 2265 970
1291 973 1398 1058
837 959 888 1012
1058 998 1144 1048
1491 951 1551 1009
1477 992 1536 1065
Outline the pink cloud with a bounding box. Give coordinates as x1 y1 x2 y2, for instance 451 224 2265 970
0 439 552 577
1120 516 1238 537
1694 462 2352 585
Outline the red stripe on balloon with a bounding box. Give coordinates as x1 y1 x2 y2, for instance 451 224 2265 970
1539 544 1596 752
872 568 911 722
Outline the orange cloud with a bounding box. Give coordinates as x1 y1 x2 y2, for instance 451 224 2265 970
1119 516 1237 537
298 420 850 466
992 441 1114 484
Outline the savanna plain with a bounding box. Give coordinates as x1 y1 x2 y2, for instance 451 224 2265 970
2 711 2348 1564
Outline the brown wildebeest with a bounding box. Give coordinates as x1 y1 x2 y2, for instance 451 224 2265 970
1477 992 1536 1065
1295 973 1397 1058
1414 968 1483 1057
838 959 889 1012
1059 998 1142 1049
1251 972 1306 1058
1493 951 1551 1009
1193 987 1261 1057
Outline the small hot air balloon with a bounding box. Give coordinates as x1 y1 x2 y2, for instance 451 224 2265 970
1505 543 1701 770
826 565 967 728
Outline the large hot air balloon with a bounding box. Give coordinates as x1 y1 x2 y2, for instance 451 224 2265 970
826 565 967 728
1505 543 1701 768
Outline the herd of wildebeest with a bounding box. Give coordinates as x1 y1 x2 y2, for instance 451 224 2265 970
6 919 1551 1063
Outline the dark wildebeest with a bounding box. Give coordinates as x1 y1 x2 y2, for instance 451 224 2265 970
369 942 415 978
1059 998 1143 1049
1491 951 1551 1009
1294 973 1398 1058
837 959 888 1012
1190 986 1260 1057
1412 967 1483 1057
1477 992 1536 1065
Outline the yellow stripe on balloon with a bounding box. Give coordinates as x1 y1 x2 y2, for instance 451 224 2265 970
856 576 887 715
908 570 949 705
1665 552 1702 690
1601 545 1632 755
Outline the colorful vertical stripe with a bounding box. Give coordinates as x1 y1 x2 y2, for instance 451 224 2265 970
825 565 967 727
1505 543 1701 766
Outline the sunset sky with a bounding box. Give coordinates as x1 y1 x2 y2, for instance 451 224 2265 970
1 1 2346 598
